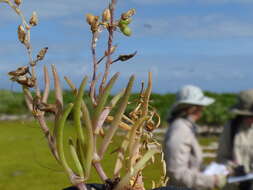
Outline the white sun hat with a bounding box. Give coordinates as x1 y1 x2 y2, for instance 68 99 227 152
173 85 215 108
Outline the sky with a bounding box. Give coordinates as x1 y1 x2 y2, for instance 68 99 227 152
1 0 253 94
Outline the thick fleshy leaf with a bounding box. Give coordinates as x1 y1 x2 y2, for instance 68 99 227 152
55 103 74 176
99 75 135 158
93 72 119 130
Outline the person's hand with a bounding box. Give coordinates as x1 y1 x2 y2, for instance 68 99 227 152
214 175 227 189
226 161 238 175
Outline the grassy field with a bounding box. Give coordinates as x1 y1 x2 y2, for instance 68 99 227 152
0 120 217 190
0 120 167 190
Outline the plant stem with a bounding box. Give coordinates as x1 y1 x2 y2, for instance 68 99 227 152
90 35 98 105
99 0 116 94
2 0 41 97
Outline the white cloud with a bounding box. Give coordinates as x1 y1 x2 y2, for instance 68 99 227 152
0 0 108 21
130 0 253 5
133 14 253 39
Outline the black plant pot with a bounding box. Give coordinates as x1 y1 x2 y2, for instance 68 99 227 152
63 184 192 190
63 184 103 190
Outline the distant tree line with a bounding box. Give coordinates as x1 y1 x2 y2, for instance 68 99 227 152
0 90 237 126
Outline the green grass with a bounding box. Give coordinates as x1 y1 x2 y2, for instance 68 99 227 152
198 136 218 146
0 120 218 190
0 120 164 190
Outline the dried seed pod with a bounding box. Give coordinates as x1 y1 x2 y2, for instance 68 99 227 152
29 11 38 26
10 76 36 88
17 25 26 44
26 77 36 88
10 75 25 82
37 102 57 113
91 20 100 33
36 47 48 61
8 66 30 77
112 51 137 63
104 45 117 56
14 0 22 6
121 8 136 20
102 8 111 22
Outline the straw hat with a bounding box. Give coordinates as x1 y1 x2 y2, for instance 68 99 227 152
231 89 253 116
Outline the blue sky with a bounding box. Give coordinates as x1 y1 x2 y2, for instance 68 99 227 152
1 0 253 93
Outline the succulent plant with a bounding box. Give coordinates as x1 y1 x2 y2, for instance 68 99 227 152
1 0 165 190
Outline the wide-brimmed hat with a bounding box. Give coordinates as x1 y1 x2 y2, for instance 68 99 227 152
171 85 215 112
230 89 253 116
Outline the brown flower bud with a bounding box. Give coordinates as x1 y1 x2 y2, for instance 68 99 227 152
102 8 111 22
29 11 38 26
17 25 26 44
86 14 96 25
14 0 22 6
36 47 48 61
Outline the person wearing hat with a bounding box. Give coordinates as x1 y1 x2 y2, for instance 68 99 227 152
164 85 227 190
217 89 253 190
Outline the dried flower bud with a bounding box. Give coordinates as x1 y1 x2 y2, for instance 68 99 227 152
104 45 117 56
17 25 26 44
91 20 99 33
29 11 38 26
14 0 22 6
86 14 96 25
36 47 48 61
121 8 136 20
102 8 111 22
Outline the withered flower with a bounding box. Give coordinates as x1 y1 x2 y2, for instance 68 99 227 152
8 66 30 77
17 25 26 44
102 8 111 22
29 11 38 26
14 0 22 6
121 8 136 20
36 47 48 61
10 76 36 88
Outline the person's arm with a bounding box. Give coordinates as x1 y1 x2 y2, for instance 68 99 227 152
165 125 215 189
